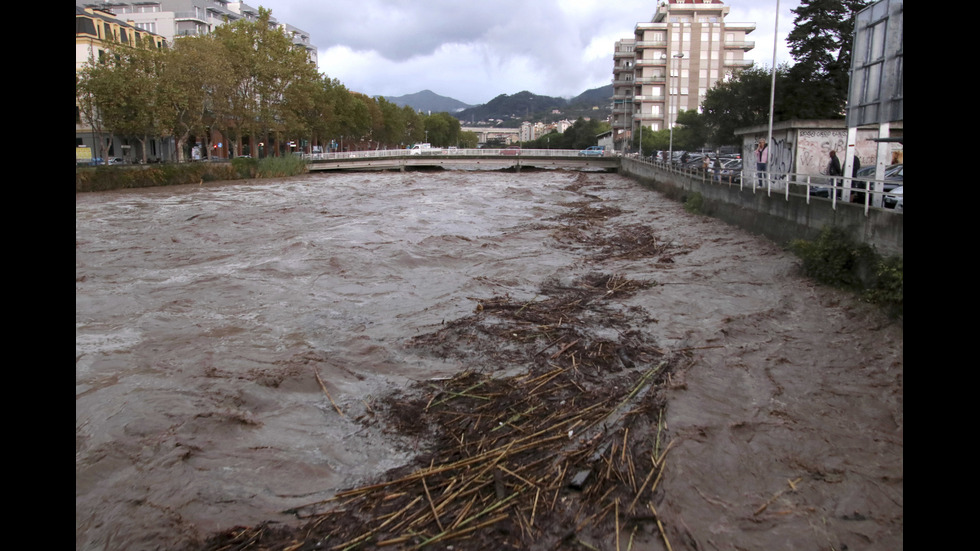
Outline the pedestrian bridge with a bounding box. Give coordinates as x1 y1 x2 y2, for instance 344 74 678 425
302 148 619 172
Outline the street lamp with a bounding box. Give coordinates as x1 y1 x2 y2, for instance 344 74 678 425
668 52 684 166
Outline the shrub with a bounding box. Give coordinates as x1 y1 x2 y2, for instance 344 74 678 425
255 155 307 178
683 192 704 214
76 156 306 193
790 226 902 318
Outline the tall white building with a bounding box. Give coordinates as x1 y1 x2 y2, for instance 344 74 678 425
612 0 755 152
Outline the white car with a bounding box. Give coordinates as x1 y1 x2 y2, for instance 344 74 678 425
883 185 903 209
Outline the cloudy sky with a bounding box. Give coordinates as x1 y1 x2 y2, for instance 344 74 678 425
258 0 801 106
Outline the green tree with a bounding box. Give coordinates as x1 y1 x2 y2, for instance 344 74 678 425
77 52 124 164
158 35 229 162
402 106 425 146
423 112 462 147
786 0 870 118
375 96 406 148
457 131 479 149
700 66 791 146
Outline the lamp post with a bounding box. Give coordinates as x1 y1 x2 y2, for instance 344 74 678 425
766 0 779 171
668 52 684 166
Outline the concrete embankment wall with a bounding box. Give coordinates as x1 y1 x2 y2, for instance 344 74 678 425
619 158 903 258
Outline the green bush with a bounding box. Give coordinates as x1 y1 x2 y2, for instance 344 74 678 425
790 226 903 318
683 192 704 214
76 156 307 193
255 155 307 178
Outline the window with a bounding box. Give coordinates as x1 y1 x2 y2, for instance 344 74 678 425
866 21 886 63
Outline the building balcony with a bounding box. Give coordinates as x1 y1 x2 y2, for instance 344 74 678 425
634 40 668 48
725 23 757 33
173 11 207 23
636 58 667 67
634 95 665 102
724 41 755 50
723 59 754 68
636 76 666 84
635 22 668 32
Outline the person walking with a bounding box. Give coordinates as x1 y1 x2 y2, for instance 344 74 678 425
713 155 723 182
850 155 864 203
754 138 768 188
827 150 842 198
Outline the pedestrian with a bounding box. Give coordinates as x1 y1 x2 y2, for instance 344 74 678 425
850 155 864 203
701 155 711 174
827 150 842 197
713 155 722 182
754 138 768 187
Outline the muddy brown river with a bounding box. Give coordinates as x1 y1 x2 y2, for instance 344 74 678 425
76 169 902 550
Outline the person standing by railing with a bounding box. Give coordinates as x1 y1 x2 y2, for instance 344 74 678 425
827 150 842 198
754 138 768 188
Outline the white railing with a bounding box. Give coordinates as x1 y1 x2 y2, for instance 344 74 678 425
302 148 611 161
633 156 901 215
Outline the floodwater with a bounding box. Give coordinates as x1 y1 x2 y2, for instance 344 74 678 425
76 169 903 550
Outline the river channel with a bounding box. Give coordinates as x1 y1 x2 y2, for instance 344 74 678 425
76 169 903 550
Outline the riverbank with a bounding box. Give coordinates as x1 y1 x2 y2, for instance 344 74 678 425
75 156 308 193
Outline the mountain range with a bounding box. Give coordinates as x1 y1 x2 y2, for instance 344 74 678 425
378 86 614 124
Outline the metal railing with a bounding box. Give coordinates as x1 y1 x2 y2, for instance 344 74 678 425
301 148 610 161
632 155 902 216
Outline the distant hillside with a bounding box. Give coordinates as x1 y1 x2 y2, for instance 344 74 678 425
569 85 614 108
377 85 614 125
456 85 614 125
379 90 473 114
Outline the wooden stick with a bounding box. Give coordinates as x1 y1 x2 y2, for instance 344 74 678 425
421 476 444 532
649 503 674 551
312 367 345 418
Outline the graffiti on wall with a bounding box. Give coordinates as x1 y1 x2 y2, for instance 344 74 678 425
743 128 899 178
742 134 793 182
797 130 846 176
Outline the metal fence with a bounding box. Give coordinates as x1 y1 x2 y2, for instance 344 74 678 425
635 156 902 216
301 148 605 161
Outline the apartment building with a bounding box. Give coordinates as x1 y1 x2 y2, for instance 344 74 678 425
74 1 317 65
76 6 174 162
612 0 755 152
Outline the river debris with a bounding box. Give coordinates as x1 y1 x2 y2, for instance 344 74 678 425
194 181 683 551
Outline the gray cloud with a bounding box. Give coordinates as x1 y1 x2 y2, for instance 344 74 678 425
260 0 800 105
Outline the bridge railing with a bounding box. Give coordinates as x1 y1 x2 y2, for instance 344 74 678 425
632 156 901 216
302 148 614 161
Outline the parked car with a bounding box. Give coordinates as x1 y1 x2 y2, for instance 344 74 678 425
851 163 902 203
579 146 605 157
715 159 742 184
500 146 521 156
883 185 903 209
108 157 126 165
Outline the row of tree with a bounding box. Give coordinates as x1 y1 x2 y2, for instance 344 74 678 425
76 8 478 164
